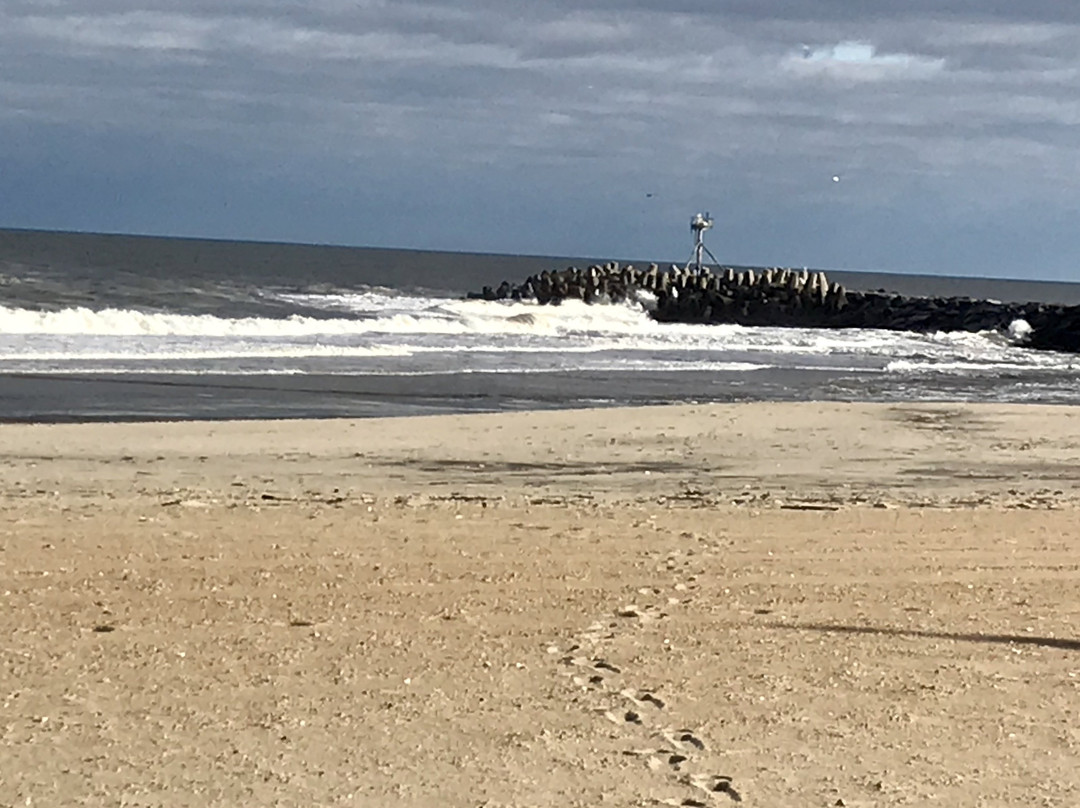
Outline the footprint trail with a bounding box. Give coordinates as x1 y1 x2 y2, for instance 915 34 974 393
545 546 743 804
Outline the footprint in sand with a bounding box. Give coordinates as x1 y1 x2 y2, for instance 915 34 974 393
661 727 706 751
559 654 620 674
686 774 742 803
655 777 742 805
620 688 666 710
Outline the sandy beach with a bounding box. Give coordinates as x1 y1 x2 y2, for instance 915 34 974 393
2 401 1079 807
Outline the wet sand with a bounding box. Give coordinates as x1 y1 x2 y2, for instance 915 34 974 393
2 402 1079 806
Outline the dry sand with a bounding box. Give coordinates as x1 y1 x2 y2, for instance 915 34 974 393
1 401 1079 807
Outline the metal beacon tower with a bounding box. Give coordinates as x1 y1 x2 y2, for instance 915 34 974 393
684 212 720 273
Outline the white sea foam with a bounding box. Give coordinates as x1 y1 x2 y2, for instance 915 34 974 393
1008 318 1033 341
885 359 1045 374
5 361 777 376
0 304 449 337
1 292 1074 378
0 344 414 362
0 297 655 338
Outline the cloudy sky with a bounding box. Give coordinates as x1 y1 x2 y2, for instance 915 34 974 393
2 1 1080 279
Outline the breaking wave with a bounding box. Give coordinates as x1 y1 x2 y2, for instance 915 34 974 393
0 291 1075 378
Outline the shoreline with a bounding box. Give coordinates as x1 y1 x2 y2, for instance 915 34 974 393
3 401 1079 506
3 401 1079 806
5 369 1080 423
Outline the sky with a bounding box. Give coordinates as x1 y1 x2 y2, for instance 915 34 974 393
2 1 1080 280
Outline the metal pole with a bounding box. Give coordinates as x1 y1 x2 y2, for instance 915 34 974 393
684 213 715 273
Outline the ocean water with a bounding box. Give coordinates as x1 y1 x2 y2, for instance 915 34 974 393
2 228 1080 422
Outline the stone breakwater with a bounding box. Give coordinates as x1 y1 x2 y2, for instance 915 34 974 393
468 262 1080 353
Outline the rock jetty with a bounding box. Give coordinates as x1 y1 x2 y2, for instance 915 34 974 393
467 262 1080 353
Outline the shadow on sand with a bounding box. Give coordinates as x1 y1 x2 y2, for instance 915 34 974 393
769 622 1080 652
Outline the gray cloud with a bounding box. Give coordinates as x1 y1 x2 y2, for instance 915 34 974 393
2 1 1080 275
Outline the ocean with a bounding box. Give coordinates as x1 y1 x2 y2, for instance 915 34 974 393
2 228 1079 422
